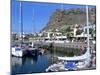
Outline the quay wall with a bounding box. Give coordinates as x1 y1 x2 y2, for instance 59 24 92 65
34 41 94 50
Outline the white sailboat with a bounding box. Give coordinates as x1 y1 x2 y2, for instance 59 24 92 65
58 5 91 69
46 5 92 71
12 2 23 57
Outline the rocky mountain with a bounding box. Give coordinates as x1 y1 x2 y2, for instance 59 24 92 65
42 8 96 32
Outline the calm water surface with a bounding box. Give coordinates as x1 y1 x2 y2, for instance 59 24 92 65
11 49 84 75
11 54 52 75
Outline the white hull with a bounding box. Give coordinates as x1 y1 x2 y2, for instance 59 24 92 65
46 57 91 72
12 47 23 57
58 48 91 61
46 48 91 72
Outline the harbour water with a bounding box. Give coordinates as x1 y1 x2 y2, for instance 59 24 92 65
11 54 52 75
11 47 96 75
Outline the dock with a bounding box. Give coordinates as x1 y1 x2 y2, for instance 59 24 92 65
33 41 95 50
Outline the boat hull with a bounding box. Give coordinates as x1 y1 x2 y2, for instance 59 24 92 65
12 47 23 57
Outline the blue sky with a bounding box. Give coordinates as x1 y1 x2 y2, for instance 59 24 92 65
12 0 96 33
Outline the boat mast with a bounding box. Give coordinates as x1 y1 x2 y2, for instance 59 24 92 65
32 8 35 35
18 2 21 42
61 3 63 11
86 5 90 52
32 8 35 47
19 2 23 46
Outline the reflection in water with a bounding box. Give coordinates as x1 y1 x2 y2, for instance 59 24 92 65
22 56 38 65
12 57 22 66
11 54 52 75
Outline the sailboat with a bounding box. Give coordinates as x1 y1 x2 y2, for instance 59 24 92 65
12 2 40 57
46 5 92 72
12 2 23 57
21 7 40 57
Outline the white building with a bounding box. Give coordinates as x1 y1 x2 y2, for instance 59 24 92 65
73 24 96 38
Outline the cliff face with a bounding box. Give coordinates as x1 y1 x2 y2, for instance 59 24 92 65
42 8 96 32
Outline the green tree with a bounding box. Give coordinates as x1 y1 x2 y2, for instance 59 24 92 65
89 28 94 34
76 29 83 35
66 26 72 32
